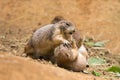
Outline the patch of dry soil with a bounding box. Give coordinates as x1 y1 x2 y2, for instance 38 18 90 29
0 51 108 80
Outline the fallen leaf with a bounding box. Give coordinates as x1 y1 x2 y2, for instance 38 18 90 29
92 71 101 76
85 41 95 47
88 57 106 65
94 41 105 47
107 66 120 73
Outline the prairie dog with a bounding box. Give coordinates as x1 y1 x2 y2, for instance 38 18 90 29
72 30 83 48
54 40 78 63
24 20 75 59
51 16 82 48
54 40 89 72
51 16 65 24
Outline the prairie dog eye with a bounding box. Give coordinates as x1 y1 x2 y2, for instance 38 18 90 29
66 23 70 26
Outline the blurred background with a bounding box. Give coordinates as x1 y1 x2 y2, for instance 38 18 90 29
0 0 120 80
0 0 120 55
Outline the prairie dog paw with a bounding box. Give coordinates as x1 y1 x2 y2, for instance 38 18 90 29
63 40 71 48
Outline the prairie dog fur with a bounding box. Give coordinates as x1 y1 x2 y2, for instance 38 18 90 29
51 16 65 24
24 20 75 59
54 40 78 63
51 16 82 48
54 40 89 72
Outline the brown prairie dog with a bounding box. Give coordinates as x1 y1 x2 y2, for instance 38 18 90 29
54 40 89 72
24 20 75 59
54 40 78 63
51 16 82 48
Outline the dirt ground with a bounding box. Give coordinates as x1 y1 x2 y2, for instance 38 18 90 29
0 0 120 80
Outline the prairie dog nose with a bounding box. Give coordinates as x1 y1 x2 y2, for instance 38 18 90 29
86 64 89 68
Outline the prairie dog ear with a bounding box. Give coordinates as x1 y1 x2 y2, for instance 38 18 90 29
59 25 66 32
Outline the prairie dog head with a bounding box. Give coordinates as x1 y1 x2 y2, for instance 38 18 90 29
54 40 78 64
51 16 65 24
55 20 75 39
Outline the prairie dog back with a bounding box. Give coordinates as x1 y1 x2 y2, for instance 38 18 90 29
24 20 76 59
